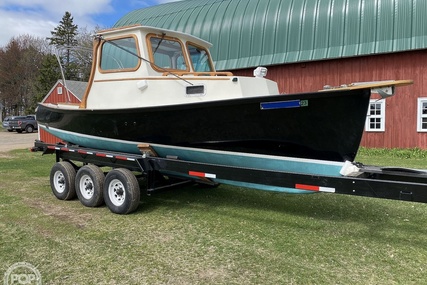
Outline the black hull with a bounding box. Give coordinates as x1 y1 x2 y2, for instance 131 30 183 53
36 89 371 162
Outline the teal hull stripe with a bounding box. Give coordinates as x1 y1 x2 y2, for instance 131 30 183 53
41 125 344 194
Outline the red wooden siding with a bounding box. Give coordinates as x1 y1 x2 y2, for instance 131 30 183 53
232 50 427 149
39 129 65 145
43 82 81 104
40 82 81 144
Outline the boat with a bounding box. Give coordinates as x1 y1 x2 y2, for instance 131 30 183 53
36 25 410 193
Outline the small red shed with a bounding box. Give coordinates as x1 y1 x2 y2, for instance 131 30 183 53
39 80 87 144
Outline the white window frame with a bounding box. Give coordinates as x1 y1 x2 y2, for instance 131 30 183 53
417 98 427 132
57 87 63 95
365 99 385 132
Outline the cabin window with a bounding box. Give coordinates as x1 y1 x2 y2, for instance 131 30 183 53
417 98 427 132
149 36 187 71
188 43 213 72
365 100 385 132
100 37 140 71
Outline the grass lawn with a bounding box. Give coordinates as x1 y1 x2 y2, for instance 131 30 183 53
1 148 427 284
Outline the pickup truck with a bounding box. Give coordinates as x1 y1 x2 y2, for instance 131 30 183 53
8 115 38 133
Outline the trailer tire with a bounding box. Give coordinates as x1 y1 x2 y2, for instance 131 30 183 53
75 165 105 207
50 161 76 200
104 168 140 214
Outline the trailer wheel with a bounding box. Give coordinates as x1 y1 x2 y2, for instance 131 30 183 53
50 161 76 200
103 168 140 214
75 165 105 207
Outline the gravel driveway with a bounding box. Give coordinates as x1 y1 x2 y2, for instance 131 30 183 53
0 130 38 151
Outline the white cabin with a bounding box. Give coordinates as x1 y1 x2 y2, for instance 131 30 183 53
79 25 279 109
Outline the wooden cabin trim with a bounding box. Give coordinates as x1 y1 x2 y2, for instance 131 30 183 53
80 38 102 108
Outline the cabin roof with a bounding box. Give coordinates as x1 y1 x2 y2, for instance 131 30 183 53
114 0 427 70
98 25 213 48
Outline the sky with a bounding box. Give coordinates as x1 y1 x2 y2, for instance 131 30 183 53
0 0 181 47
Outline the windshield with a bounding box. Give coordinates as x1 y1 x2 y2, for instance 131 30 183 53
188 44 213 72
149 36 187 71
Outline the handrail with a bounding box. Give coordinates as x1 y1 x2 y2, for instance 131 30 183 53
162 71 233 77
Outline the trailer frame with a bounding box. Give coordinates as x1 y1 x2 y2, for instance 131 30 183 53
33 140 427 214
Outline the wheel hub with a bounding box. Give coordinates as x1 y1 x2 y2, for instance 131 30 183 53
109 179 126 206
54 172 66 193
80 175 94 199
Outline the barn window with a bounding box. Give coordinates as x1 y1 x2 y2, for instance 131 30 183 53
417 98 427 132
365 100 385 132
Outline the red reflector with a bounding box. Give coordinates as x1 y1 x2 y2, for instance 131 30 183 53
188 171 216 178
189 171 205 178
295 184 320 191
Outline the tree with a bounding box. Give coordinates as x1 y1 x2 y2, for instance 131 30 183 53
0 35 47 115
0 14 94 118
73 26 95 81
33 54 61 107
47 11 79 80
0 40 22 115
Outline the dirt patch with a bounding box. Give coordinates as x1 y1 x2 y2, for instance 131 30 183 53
25 197 94 229
0 153 13 159
0 130 38 151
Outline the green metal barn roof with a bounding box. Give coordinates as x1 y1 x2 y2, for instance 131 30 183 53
114 0 427 70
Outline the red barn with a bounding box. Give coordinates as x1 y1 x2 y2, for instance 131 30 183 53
39 80 87 144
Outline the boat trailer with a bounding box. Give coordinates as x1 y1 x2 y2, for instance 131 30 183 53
33 141 427 214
